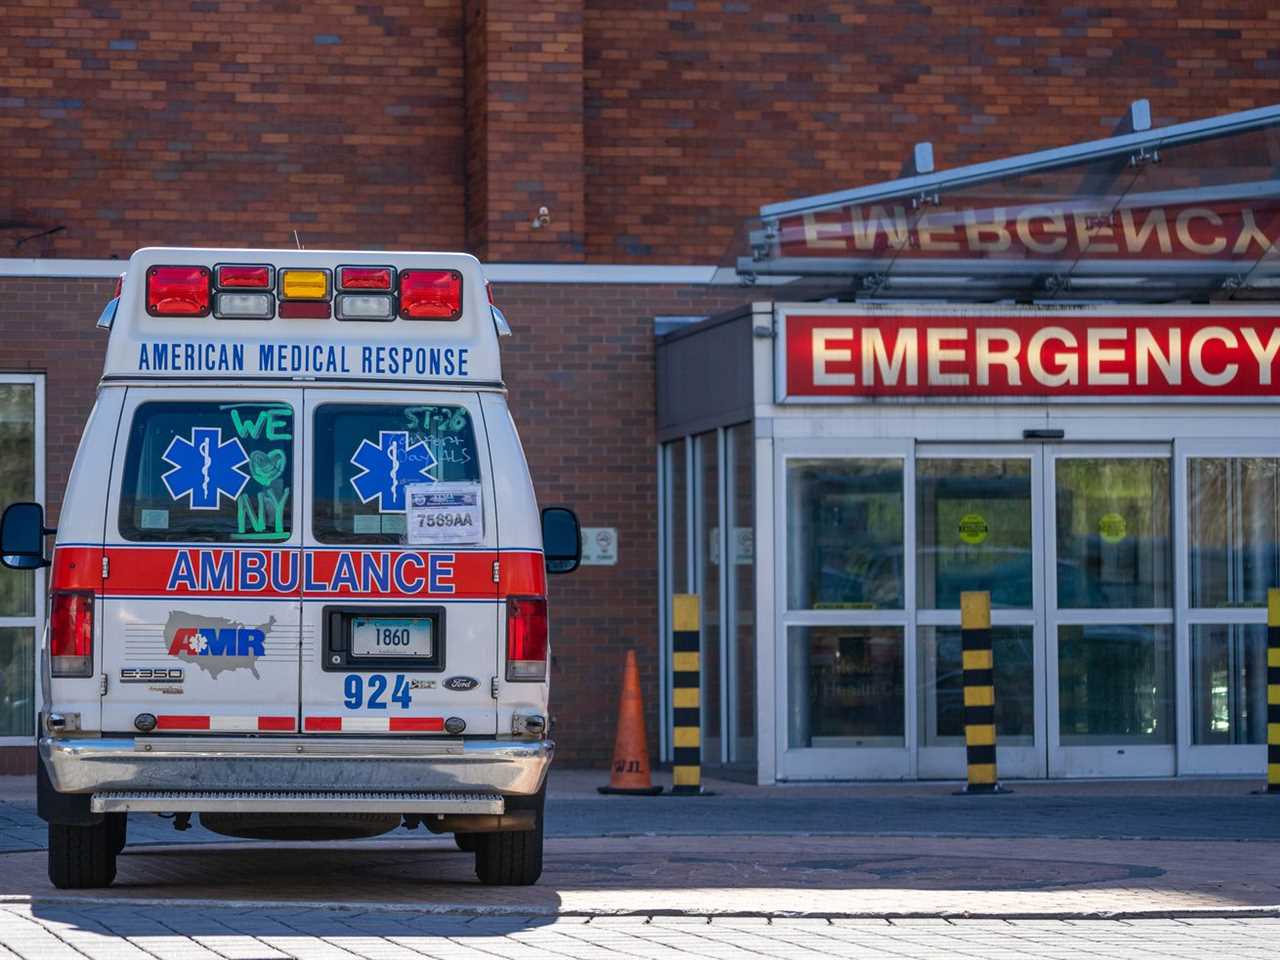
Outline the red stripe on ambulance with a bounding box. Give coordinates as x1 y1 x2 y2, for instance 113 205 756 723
52 546 545 600
304 716 445 733
155 715 297 732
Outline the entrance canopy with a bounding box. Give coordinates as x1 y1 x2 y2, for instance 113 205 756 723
739 102 1280 303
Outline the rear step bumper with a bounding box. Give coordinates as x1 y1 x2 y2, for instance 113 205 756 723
91 789 504 815
40 736 552 800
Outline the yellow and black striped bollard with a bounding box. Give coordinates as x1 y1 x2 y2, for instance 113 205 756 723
1268 588 1280 795
671 594 703 795
960 591 1002 795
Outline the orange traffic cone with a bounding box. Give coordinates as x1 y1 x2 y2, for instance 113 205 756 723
598 650 663 795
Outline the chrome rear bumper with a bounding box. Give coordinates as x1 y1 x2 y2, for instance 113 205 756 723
41 736 553 800
90 789 505 815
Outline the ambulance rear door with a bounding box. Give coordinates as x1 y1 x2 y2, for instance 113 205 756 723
101 388 303 734
299 389 499 736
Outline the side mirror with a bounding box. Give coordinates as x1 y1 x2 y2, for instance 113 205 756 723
1 502 51 570
541 507 581 575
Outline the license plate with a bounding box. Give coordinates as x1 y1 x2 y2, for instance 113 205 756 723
351 617 433 658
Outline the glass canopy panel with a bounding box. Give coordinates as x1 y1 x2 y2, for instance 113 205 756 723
740 106 1280 302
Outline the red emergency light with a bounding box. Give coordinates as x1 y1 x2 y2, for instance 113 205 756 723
338 266 394 291
215 264 273 289
145 266 211 317
399 269 462 320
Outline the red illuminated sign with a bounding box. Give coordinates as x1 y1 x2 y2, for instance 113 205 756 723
780 308 1280 401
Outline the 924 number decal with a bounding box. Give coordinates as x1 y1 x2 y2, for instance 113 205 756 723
343 673 412 710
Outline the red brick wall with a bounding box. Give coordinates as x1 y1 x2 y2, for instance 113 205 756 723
580 1 1280 261
0 276 745 767
5 2 1278 263
0 1 466 257
464 1 586 262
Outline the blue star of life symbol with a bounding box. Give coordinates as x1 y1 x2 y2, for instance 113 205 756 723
349 430 436 512
161 427 250 511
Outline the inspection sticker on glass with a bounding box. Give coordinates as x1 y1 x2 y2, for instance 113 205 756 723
405 481 483 545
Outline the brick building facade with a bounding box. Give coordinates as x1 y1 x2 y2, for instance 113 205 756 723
2 1 1278 769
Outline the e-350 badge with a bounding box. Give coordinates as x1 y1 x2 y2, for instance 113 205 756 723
121 667 185 684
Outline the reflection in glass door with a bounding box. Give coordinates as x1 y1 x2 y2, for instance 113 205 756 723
1046 447 1175 778
915 449 1043 779
776 438 912 780
1180 445 1280 773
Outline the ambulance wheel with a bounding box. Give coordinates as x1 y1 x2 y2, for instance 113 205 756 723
48 820 117 889
473 819 543 886
108 813 128 855
454 832 478 852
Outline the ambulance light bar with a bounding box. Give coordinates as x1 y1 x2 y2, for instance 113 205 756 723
140 261 465 322
146 266 211 317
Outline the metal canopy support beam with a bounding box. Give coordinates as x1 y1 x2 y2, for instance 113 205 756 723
760 102 1280 219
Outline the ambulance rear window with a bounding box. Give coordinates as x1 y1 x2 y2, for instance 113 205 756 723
313 403 481 545
118 402 294 543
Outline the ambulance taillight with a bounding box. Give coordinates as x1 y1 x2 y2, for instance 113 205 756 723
49 590 93 678
505 596 548 682
145 266 211 317
399 269 462 321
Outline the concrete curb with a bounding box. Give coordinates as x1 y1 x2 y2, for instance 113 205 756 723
2 894 1278 922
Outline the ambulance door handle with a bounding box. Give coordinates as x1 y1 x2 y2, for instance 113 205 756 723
102 556 109 579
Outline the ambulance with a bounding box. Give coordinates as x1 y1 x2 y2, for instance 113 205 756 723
0 247 581 889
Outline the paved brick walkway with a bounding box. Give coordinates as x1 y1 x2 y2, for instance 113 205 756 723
1 903 1278 959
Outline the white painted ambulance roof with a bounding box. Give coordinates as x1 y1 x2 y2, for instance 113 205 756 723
103 247 502 385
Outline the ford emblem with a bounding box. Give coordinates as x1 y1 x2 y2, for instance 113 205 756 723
444 676 479 692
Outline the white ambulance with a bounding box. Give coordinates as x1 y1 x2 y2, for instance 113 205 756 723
0 247 581 889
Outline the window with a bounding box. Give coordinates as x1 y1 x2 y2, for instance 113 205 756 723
120 402 294 542
786 458 904 610
313 403 481 544
1188 457 1280 608
0 378 38 737
1187 456 1280 746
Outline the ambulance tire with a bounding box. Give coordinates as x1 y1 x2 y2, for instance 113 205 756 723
473 819 543 886
48 820 117 889
108 813 128 855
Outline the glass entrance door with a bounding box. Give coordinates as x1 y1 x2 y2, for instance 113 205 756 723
915 446 1045 779
1045 445 1175 777
777 439 1177 780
